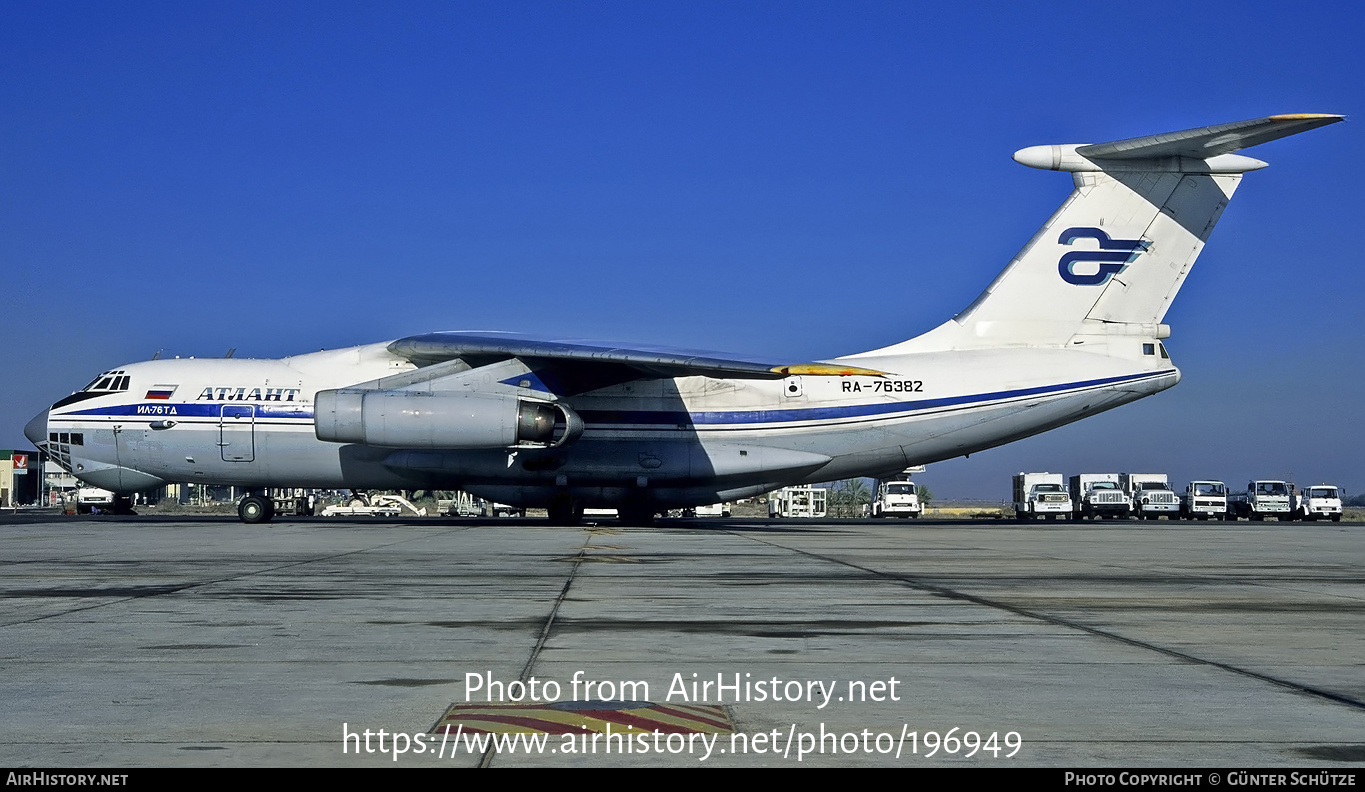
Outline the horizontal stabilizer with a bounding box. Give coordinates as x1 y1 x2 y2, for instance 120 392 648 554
1076 114 1342 160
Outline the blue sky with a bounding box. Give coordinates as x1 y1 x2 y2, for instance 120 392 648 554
3 2 1360 498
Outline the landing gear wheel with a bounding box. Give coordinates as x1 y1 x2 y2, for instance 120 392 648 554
547 499 583 526
618 505 656 527
239 495 274 524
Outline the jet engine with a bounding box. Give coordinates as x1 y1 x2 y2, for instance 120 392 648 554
314 389 583 449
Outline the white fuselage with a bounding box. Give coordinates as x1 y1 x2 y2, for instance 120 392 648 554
36 339 1177 510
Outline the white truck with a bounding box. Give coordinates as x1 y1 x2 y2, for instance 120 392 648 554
1229 480 1294 521
1120 473 1180 520
870 479 923 518
76 486 115 514
1180 480 1228 520
1068 474 1130 520
1294 484 1342 522
769 486 827 518
1012 473 1073 521
485 502 526 518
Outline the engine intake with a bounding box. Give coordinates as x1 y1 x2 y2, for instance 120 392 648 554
314 389 582 449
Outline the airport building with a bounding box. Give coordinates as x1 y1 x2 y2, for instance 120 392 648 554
0 449 42 507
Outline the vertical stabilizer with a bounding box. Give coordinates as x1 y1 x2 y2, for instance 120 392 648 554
853 114 1341 357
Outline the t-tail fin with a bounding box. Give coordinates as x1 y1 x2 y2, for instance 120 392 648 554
862 114 1341 356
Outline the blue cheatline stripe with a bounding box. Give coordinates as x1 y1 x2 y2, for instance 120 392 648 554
53 370 1167 428
580 370 1167 426
59 403 314 419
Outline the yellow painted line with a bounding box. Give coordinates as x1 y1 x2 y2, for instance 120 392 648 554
434 700 733 735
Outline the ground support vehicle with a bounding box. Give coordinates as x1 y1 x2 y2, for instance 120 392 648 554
1229 480 1294 521
1180 481 1228 520
486 502 526 518
1121 473 1180 520
76 486 115 514
321 502 401 518
1069 474 1130 520
271 489 316 517
1295 485 1342 522
1013 473 1073 521
871 478 923 518
320 492 425 518
441 491 483 517
769 486 827 518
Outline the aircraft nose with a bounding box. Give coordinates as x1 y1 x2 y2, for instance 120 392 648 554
24 408 49 448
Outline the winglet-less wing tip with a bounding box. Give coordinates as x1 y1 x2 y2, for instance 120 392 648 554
773 364 887 377
1268 113 1345 122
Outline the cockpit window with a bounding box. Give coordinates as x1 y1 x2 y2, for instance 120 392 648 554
81 371 130 393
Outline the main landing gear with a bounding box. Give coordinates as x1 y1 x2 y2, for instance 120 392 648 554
238 491 275 524
617 503 657 527
547 497 584 526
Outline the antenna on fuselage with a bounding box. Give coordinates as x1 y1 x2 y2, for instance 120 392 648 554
151 349 163 360
224 348 236 359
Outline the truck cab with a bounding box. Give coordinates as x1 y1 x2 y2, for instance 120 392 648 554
1230 480 1294 521
76 486 115 514
1120 473 1180 520
1069 474 1130 520
1295 485 1342 522
871 479 923 518
1181 480 1228 520
1013 473 1073 521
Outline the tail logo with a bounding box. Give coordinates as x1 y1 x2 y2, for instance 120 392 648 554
1057 227 1149 286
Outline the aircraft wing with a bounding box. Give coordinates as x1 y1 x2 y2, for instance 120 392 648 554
387 332 884 393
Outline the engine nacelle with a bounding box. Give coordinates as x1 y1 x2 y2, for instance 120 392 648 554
314 389 582 449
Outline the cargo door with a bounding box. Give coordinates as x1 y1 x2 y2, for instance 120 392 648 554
220 405 256 462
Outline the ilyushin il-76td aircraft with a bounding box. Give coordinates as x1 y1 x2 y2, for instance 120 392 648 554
25 114 1341 525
